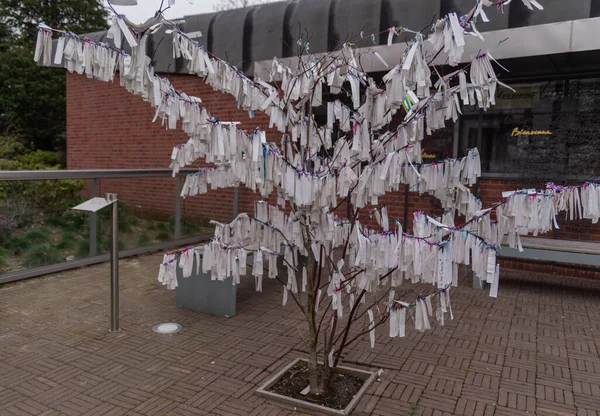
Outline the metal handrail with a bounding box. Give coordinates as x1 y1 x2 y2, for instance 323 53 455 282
0 168 220 285
0 168 197 181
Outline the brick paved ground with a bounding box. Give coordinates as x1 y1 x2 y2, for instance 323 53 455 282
1 254 600 416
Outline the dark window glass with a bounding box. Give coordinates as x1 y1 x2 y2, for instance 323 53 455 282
459 78 600 179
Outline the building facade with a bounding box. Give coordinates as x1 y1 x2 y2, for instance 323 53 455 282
66 0 600 276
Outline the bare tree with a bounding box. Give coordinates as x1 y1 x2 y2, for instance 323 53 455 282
36 0 584 404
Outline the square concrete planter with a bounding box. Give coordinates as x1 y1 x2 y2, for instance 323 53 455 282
256 358 377 415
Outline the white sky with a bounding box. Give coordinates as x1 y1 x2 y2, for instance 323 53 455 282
105 0 221 24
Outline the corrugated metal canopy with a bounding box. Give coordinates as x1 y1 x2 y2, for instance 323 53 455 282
71 0 600 74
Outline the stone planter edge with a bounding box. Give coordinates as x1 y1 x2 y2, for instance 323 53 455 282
255 357 378 416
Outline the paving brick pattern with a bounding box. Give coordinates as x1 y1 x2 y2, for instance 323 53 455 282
1 254 600 415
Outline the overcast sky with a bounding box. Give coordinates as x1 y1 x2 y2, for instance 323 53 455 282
105 0 221 23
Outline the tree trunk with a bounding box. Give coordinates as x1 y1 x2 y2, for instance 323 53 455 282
304 228 321 394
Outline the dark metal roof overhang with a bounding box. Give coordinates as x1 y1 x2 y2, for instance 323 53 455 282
60 0 600 76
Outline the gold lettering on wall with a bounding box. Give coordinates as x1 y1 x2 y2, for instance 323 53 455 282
511 127 552 137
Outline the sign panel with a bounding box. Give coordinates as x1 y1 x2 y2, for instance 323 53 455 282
72 197 115 212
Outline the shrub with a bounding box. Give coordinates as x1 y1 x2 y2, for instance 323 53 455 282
0 137 28 159
75 240 90 258
16 150 61 169
25 178 84 211
24 243 63 267
61 210 88 232
137 232 151 246
23 230 51 244
9 236 31 255
0 248 7 269
155 231 170 241
99 237 125 253
0 215 16 247
44 212 66 227
118 215 132 233
0 137 83 211
182 219 200 235
56 231 78 250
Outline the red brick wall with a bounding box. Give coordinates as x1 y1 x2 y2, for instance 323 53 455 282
66 72 600 276
67 72 283 223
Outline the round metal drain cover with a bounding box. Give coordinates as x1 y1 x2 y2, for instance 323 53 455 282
153 323 182 334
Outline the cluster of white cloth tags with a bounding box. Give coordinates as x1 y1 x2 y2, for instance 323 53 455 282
165 179 600 300
178 145 482 217
158 202 460 338
36 0 553 343
36 6 511 175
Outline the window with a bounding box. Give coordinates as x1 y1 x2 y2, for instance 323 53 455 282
458 78 600 179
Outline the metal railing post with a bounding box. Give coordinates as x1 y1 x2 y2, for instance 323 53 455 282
175 175 182 240
0 168 208 286
89 178 97 257
233 188 239 217
108 193 120 332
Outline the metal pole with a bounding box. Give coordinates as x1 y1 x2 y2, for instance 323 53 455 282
90 179 97 257
175 176 182 240
107 193 120 332
403 184 409 229
473 111 483 290
233 188 239 217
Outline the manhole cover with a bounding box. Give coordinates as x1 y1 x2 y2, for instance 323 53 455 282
152 323 182 334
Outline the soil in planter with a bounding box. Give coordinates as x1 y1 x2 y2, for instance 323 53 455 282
267 360 364 410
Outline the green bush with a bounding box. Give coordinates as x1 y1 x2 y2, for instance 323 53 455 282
0 158 22 170
9 236 31 255
61 210 88 232
0 248 7 269
44 212 66 227
25 178 84 211
182 219 202 236
56 231 78 250
0 215 16 247
75 240 90 258
99 237 125 253
128 215 140 227
0 137 28 160
118 215 132 233
23 230 51 244
16 150 60 169
24 243 63 267
137 232 151 246
155 231 170 241
1 137 83 211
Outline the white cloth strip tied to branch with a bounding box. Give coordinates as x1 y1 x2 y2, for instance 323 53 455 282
37 19 503 205
35 0 534 165
38 0 548 349
159 200 502 305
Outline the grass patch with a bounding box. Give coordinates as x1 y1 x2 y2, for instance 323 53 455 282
128 214 140 227
56 231 78 251
182 219 201 235
75 240 90 258
10 236 31 255
25 243 63 267
155 231 170 241
99 237 125 253
44 212 66 227
117 215 132 233
137 232 151 246
61 211 88 232
23 230 51 244
0 248 7 269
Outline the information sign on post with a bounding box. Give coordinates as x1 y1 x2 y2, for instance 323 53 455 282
73 193 120 332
